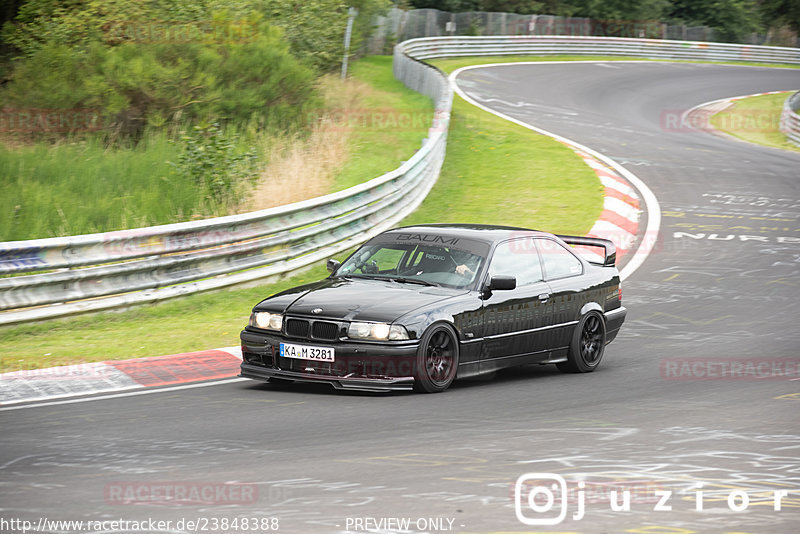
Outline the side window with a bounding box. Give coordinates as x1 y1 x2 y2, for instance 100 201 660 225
488 239 543 286
536 239 583 280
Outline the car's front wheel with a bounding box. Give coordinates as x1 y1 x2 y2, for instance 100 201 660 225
557 311 606 373
414 324 459 393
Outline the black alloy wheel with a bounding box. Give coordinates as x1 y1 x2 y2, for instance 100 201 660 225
558 311 606 373
414 324 459 392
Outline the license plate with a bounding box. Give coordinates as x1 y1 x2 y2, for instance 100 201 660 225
280 342 335 362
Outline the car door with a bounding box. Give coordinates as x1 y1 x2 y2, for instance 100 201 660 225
480 238 554 372
535 237 586 350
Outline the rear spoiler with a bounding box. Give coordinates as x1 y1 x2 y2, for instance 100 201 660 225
557 235 616 267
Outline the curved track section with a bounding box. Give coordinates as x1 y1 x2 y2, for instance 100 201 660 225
2 63 799 533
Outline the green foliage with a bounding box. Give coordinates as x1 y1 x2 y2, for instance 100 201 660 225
2 15 316 141
572 0 672 21
172 123 259 211
258 0 349 72
410 1 481 11
480 1 544 14
758 0 800 34
1 0 223 57
668 0 761 42
0 41 90 110
406 0 787 45
347 0 392 57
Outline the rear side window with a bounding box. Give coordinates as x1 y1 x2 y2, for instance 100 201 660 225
536 239 583 280
488 238 543 286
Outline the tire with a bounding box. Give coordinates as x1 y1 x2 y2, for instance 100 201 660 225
414 324 459 393
557 311 606 373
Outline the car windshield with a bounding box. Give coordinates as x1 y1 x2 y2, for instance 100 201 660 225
335 234 489 289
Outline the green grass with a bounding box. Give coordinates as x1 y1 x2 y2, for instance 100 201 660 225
710 92 800 152
403 95 602 234
0 133 197 241
332 56 435 190
0 56 603 372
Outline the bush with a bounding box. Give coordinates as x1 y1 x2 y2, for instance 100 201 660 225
1 17 316 141
172 123 259 212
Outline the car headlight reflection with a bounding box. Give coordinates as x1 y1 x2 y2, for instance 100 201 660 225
348 322 409 341
251 312 283 332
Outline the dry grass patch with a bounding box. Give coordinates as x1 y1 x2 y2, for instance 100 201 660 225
244 76 377 211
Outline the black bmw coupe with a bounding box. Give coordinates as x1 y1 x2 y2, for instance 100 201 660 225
240 224 626 393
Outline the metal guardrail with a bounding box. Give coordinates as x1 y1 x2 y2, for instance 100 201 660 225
0 52 452 325
2 35 796 325
399 35 800 64
780 91 800 146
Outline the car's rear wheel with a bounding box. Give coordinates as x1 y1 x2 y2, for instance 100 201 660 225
414 324 459 393
557 311 606 373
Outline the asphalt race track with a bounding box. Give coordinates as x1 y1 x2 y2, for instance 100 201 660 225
2 63 799 534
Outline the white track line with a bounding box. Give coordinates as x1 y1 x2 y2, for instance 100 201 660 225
0 378 248 412
449 61 662 281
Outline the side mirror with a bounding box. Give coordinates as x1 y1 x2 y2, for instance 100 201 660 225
326 259 341 274
488 275 516 291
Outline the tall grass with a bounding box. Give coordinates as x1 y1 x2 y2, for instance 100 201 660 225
333 56 435 191
0 132 200 241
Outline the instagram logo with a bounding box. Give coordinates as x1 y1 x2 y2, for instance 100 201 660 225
514 473 568 525
512 474 791 524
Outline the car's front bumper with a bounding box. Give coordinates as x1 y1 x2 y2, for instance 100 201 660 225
240 328 419 392
240 362 414 392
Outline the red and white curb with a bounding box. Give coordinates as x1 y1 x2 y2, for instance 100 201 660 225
0 347 242 406
568 147 641 262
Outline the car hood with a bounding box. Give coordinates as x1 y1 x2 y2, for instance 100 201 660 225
260 277 469 323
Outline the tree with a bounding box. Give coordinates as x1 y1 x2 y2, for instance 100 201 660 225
758 0 800 34
481 1 544 14
668 0 761 42
567 0 672 21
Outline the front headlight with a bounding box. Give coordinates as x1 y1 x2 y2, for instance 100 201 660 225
250 311 283 332
348 322 409 341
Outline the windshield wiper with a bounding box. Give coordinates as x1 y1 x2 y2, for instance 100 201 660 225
389 277 438 287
